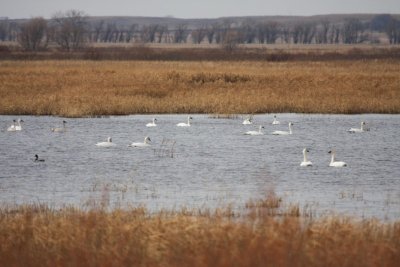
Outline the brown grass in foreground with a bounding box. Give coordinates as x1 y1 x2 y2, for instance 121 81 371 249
0 195 399 267
0 60 399 117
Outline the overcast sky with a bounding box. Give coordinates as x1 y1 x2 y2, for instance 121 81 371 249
1 0 399 19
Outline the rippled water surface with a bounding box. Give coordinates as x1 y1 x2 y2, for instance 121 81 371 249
1 114 399 220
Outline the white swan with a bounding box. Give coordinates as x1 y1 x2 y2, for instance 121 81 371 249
128 136 151 147
242 116 252 125
96 137 116 147
328 150 347 167
7 120 16 132
300 148 313 167
272 115 280 125
51 120 67 132
245 125 264 135
177 116 192 127
272 122 293 135
348 121 366 133
146 118 157 127
15 119 23 131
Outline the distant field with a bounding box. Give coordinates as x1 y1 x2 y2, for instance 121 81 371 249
0 59 399 117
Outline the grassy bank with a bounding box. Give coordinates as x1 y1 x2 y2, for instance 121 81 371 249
0 60 399 116
0 195 399 267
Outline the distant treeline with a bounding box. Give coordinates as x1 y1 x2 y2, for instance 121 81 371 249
0 11 400 52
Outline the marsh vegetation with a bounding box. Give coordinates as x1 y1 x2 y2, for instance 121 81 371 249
0 193 399 267
0 59 399 117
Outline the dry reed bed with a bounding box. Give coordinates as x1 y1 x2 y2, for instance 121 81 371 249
0 197 399 267
0 60 399 117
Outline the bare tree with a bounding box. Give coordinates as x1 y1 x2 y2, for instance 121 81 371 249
215 20 232 44
315 20 330 44
52 10 88 50
0 20 8 41
126 24 138 43
141 24 159 43
174 24 188 43
157 25 168 43
281 26 291 44
239 19 257 43
92 20 104 42
341 18 364 44
17 17 48 51
222 29 240 52
257 22 279 44
205 25 216 44
386 18 400 44
191 25 207 44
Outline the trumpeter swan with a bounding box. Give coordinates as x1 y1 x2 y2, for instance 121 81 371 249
7 120 16 132
15 119 23 131
242 116 253 125
128 136 151 147
348 121 366 133
34 154 45 162
146 118 157 127
300 148 313 167
272 115 280 125
328 150 347 167
177 116 193 127
51 121 67 132
96 137 115 147
245 125 264 135
272 122 293 135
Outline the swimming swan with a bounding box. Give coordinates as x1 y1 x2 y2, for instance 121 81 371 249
177 116 193 127
245 125 264 135
14 119 24 131
242 116 253 125
146 118 157 127
96 137 116 147
348 121 366 133
328 150 347 167
7 120 16 132
300 148 313 167
128 136 151 147
272 122 293 135
34 154 45 162
51 121 67 132
272 115 280 125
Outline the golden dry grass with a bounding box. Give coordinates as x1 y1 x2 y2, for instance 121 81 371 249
0 196 399 267
0 59 399 117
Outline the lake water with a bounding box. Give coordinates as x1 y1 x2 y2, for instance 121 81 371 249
0 114 399 220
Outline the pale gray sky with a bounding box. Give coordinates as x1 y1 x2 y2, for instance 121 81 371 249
1 0 399 19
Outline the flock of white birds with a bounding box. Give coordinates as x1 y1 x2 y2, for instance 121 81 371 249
6 115 368 166
241 115 369 167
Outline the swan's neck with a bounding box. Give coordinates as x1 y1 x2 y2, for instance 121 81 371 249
153 118 156 124
259 126 262 132
288 124 292 134
360 123 364 131
330 153 336 163
303 151 308 162
187 118 191 126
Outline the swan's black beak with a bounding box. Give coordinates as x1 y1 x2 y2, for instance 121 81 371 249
328 150 332 154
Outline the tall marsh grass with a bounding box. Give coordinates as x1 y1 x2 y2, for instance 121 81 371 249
0 194 399 267
0 60 399 116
